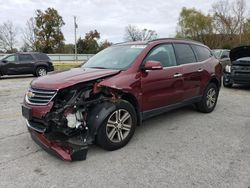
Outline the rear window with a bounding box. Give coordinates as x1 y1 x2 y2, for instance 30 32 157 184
34 53 50 60
173 44 196 65
191 45 212 62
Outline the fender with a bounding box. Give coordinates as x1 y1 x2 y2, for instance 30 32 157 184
86 101 117 136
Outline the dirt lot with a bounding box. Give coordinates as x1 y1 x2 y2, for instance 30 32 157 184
0 75 250 188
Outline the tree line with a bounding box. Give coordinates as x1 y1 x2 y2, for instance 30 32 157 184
177 0 250 49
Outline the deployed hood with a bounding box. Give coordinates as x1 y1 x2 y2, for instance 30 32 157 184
230 46 250 62
31 68 120 90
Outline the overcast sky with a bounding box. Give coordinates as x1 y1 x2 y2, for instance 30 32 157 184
0 0 249 46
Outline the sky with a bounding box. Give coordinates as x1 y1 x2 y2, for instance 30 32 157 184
0 0 249 47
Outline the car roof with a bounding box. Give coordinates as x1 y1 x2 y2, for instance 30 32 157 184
15 52 46 55
115 38 207 47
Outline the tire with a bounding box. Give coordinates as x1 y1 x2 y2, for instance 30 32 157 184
223 76 232 88
96 100 137 151
35 66 47 77
196 83 219 113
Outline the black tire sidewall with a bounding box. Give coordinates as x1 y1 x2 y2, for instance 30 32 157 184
96 100 137 151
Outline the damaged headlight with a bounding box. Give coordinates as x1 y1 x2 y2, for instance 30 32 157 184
225 65 231 73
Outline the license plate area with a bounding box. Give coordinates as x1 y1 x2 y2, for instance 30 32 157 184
22 105 32 120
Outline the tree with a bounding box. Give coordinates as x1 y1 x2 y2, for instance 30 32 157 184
99 40 112 50
34 8 65 53
124 25 157 41
0 21 18 52
77 30 100 54
22 17 36 51
177 7 213 43
212 0 246 35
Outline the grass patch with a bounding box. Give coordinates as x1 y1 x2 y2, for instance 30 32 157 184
53 63 82 71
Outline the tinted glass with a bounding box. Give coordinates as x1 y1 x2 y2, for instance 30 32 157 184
19 54 34 61
144 44 177 67
83 45 146 70
4 55 16 62
34 53 50 60
221 51 229 58
191 45 212 62
173 44 196 65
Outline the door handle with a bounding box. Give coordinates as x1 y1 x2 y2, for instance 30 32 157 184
197 68 203 72
173 73 183 78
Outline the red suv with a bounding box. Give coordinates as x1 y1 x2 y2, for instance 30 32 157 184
22 39 222 161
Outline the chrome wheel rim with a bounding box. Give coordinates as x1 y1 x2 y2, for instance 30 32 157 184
38 68 47 76
106 109 132 143
206 88 216 109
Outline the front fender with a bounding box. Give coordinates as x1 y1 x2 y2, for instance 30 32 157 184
86 101 116 136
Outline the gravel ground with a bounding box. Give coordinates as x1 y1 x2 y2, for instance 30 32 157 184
0 75 250 188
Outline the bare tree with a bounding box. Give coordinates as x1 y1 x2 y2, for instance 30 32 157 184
124 25 157 41
0 21 18 52
212 0 246 37
22 17 36 51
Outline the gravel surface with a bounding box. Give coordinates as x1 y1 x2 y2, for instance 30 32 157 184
0 75 250 188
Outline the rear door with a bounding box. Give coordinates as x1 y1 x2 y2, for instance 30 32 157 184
17 54 35 74
141 44 184 111
173 43 202 100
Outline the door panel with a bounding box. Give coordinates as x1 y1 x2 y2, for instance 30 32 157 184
141 67 184 111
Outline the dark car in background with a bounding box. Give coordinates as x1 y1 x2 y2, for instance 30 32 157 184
223 46 250 87
212 49 231 69
22 38 222 161
0 52 54 77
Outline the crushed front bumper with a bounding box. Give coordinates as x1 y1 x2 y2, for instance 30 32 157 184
26 122 89 161
224 72 250 85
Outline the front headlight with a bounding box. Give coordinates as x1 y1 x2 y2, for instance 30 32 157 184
225 65 231 73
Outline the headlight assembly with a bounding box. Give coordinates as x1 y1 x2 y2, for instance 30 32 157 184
225 65 231 73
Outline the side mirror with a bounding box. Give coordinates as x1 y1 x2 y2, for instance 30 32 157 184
2 60 7 63
144 61 163 71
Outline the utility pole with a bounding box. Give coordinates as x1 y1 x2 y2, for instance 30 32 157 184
74 16 77 62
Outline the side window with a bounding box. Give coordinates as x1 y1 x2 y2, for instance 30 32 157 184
144 44 177 67
191 45 212 62
221 51 229 59
19 54 34 61
173 44 196 65
4 55 16 62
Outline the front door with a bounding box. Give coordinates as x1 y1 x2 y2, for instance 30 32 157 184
140 44 184 112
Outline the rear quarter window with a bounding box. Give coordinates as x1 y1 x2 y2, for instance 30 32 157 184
191 45 212 62
34 53 50 61
173 44 196 65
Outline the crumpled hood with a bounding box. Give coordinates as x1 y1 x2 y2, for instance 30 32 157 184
31 68 120 90
230 46 250 62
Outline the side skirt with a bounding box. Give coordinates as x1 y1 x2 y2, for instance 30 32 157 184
141 96 202 120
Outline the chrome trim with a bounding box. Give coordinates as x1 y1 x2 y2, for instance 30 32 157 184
26 120 46 133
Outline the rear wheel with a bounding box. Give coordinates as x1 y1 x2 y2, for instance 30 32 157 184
196 83 219 113
96 100 137 151
35 66 47 77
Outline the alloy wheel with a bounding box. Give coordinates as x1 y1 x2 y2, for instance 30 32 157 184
106 109 132 143
206 88 217 109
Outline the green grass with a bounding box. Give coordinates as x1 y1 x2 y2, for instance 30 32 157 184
53 63 82 71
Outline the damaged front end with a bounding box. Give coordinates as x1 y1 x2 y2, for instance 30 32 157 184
22 81 120 161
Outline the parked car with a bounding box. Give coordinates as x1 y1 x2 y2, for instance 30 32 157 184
0 52 54 77
223 46 250 87
212 49 231 69
22 38 222 161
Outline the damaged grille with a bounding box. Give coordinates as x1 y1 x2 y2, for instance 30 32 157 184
26 87 57 105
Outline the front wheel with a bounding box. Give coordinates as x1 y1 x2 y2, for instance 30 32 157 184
196 83 219 113
96 100 137 151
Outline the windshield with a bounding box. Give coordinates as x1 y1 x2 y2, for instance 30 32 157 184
83 45 146 70
212 50 222 59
